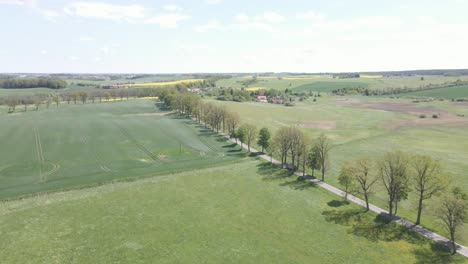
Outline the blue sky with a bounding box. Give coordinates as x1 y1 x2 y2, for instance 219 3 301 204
1 0 468 73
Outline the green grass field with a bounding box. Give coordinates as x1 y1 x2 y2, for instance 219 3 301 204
0 160 464 263
216 75 468 93
211 96 468 244
0 100 245 199
396 85 468 99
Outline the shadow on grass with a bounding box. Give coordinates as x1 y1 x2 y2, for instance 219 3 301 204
257 162 292 179
327 200 350 207
413 243 463 264
322 209 428 245
279 177 318 190
256 162 317 190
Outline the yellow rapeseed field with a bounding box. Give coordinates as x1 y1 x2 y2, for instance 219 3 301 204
245 87 266 91
360 75 383 79
127 79 204 87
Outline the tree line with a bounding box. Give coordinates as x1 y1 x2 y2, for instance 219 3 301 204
0 87 172 113
162 90 467 254
0 78 67 89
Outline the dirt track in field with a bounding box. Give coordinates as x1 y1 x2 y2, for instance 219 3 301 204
336 98 468 129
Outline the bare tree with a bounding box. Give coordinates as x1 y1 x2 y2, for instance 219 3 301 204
339 163 354 200
379 150 410 217
314 134 332 181
352 159 377 211
412 155 447 225
273 127 291 168
242 123 257 152
226 111 240 139
437 187 467 254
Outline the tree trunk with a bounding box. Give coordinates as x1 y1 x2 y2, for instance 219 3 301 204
388 200 393 217
395 200 398 215
451 231 456 254
416 193 424 225
364 192 369 211
321 167 325 181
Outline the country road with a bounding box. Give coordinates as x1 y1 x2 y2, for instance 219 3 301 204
197 119 468 258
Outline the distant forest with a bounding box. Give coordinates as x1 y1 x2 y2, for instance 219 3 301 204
0 78 67 89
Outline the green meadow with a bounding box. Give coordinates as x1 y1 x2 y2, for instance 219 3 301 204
396 84 468 99
0 99 245 199
216 75 468 92
211 96 468 244
0 161 464 263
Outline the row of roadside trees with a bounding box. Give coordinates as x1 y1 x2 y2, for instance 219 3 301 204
0 87 170 113
162 90 467 254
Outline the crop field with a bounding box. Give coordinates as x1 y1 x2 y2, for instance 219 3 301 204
0 99 245 199
0 160 464 263
396 84 468 99
127 79 205 87
0 88 56 96
217 75 468 93
212 96 468 244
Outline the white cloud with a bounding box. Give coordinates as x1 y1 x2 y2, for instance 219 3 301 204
100 47 110 55
235 13 249 23
234 11 284 32
40 9 61 21
79 36 95 42
0 0 36 7
64 2 146 21
69 56 80 61
205 0 223 4
195 20 222 33
296 11 325 22
146 13 190 28
163 4 181 12
255 11 284 23
40 50 47 54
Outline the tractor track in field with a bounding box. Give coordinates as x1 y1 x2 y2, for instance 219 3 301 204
34 127 44 180
81 136 112 172
114 122 162 163
34 127 59 182
198 134 218 152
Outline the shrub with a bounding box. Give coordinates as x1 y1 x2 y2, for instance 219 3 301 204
432 114 439 119
419 114 426 118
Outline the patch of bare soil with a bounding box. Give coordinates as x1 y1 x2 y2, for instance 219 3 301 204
336 98 468 129
299 121 336 130
158 154 168 159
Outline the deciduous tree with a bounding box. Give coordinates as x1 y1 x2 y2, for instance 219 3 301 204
257 127 271 153
437 187 467 254
411 155 447 225
379 150 410 217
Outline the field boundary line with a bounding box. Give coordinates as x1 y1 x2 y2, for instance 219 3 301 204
195 117 468 258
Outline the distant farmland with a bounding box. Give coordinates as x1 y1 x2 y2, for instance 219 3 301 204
396 85 468 99
127 79 205 87
0 99 245 199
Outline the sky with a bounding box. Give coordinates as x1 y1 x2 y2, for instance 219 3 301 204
1 0 468 73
